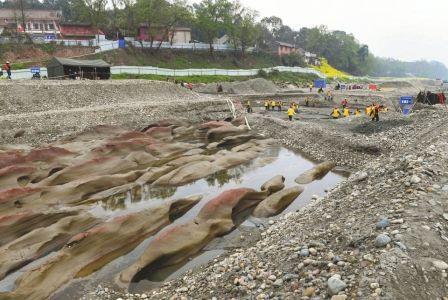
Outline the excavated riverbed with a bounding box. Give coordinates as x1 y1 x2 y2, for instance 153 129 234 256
0 118 346 300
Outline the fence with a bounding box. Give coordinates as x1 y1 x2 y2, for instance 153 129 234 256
94 40 236 53
9 65 326 80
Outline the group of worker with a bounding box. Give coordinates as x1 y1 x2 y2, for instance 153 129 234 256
331 102 387 121
264 100 285 112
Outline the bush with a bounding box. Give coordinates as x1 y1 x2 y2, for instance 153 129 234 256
40 42 57 53
281 52 306 67
257 69 268 78
269 69 280 76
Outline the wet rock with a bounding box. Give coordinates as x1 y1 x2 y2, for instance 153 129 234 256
375 234 391 247
260 175 285 195
252 186 303 218
118 188 266 286
295 161 336 184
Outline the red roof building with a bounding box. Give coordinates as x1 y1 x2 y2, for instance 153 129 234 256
59 23 103 40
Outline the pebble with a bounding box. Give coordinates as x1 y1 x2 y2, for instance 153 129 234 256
331 295 348 300
432 260 448 270
268 275 277 281
273 279 283 286
375 234 392 247
376 217 390 229
300 249 310 257
303 287 316 297
327 274 347 295
410 175 421 184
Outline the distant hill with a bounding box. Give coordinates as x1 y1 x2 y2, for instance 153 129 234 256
369 58 448 79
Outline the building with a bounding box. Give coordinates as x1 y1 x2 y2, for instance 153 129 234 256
137 25 191 44
59 23 103 40
47 57 111 80
213 34 229 45
273 41 297 56
0 9 61 36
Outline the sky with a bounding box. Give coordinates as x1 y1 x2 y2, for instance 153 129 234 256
225 0 448 66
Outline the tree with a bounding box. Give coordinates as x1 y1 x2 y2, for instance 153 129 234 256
135 0 170 48
227 2 258 56
194 0 233 54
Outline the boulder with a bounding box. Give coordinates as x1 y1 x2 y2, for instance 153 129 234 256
206 125 247 141
0 214 99 280
153 161 220 186
253 186 303 218
260 175 285 195
295 161 336 184
118 188 266 285
3 196 200 300
145 127 173 140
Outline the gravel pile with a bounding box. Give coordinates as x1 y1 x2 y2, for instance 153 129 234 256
196 78 280 95
92 106 448 300
0 80 233 145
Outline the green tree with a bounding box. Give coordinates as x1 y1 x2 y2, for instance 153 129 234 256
194 0 233 54
227 2 258 56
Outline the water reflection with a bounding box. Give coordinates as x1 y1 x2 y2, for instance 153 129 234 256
90 146 347 218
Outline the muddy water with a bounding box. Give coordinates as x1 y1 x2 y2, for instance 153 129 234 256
0 145 346 297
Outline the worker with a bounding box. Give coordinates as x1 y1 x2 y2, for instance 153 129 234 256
264 100 269 111
331 107 341 119
276 101 282 111
287 105 296 121
354 108 362 116
270 100 276 111
292 102 298 113
341 98 348 109
246 100 252 113
4 61 11 80
365 105 372 116
343 107 350 117
309 83 313 92
305 98 309 107
371 104 380 122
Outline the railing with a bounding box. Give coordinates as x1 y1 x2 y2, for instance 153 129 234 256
8 65 326 80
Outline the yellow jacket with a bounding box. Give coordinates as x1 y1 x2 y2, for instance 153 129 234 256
287 108 296 116
271 101 276 107
366 106 372 115
343 108 350 117
264 101 269 107
331 109 340 118
355 109 361 116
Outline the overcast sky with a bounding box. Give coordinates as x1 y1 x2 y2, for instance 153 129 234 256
223 0 448 66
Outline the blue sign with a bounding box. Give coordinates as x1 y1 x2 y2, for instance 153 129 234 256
399 96 413 116
399 96 413 105
45 34 56 40
31 67 40 74
118 39 126 49
314 79 326 89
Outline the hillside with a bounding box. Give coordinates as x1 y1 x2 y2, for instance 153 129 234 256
86 48 283 70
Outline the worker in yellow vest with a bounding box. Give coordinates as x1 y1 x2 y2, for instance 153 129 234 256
355 108 362 116
331 107 341 119
343 107 350 117
287 105 296 121
276 101 282 111
270 100 276 111
264 100 269 111
365 105 372 116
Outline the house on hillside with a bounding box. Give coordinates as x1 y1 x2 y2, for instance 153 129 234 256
59 23 103 40
137 25 191 44
297 47 320 66
0 9 61 37
272 41 297 56
214 34 229 45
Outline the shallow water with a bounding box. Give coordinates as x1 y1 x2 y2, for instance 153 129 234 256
0 145 346 297
89 146 345 221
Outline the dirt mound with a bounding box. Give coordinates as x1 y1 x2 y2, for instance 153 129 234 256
378 81 414 89
197 78 280 95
